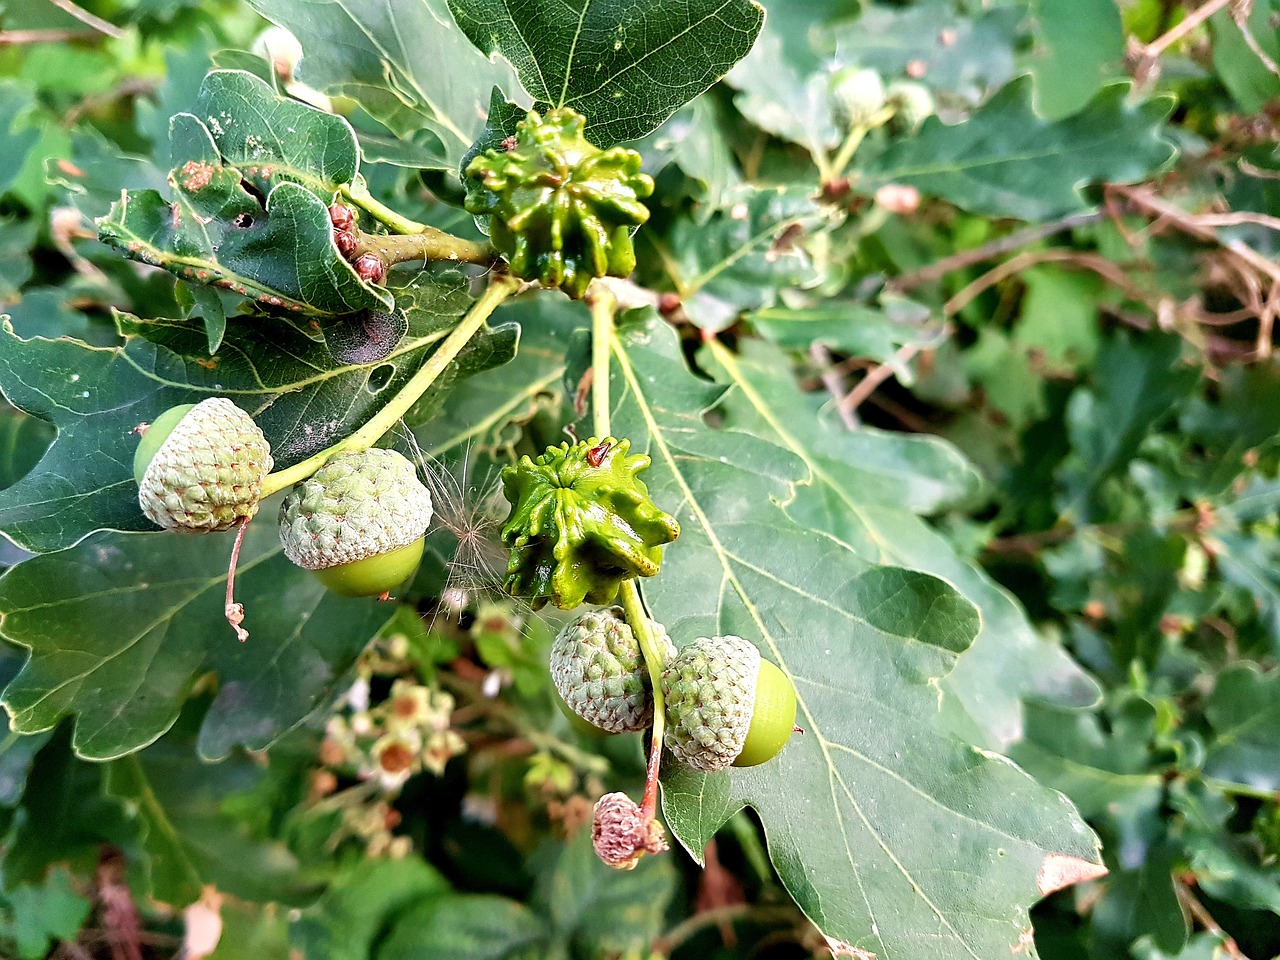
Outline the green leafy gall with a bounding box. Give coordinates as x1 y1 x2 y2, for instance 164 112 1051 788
465 109 653 299
500 436 679 609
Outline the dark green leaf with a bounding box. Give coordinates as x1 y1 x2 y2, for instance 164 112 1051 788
1060 332 1200 521
0 274 512 553
860 79 1175 221
248 0 520 171
446 0 765 146
0 81 40 198
1204 665 1280 791
0 867 91 960
291 858 450 960
100 71 389 318
704 338 1099 747
831 4 1022 105
602 314 1102 956
106 737 322 907
0 520 393 761
1026 0 1126 119
378 893 548 960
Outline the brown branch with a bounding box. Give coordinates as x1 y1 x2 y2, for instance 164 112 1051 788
887 210 1105 292
811 342 859 429
48 0 125 38
1129 0 1237 85
1231 0 1280 75
1176 877 1252 960
0 28 98 44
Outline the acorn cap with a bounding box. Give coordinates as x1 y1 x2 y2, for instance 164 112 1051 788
137 397 273 532
278 448 433 571
831 67 887 127
550 606 676 734
661 634 761 772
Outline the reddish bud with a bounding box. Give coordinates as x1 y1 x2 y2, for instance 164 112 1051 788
328 203 357 233
353 254 387 285
334 230 358 259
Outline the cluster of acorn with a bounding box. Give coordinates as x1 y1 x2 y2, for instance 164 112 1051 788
551 608 797 773
499 439 798 773
132 404 798 867
329 201 388 288
133 398 432 602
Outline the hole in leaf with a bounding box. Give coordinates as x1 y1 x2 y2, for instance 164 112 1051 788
367 363 395 394
233 212 255 229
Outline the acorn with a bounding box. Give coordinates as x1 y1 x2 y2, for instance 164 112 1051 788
550 607 676 734
887 79 934 131
278 449 433 597
661 635 797 772
830 67 887 127
134 397 273 532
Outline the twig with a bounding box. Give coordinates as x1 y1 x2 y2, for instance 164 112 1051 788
1175 878 1252 960
839 341 927 418
1130 0 1237 84
0 28 98 44
1231 0 1280 76
652 905 803 956
887 210 1105 292
811 343 859 429
48 0 125 38
63 77 156 126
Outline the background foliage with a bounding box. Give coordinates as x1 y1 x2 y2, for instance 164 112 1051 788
0 0 1278 958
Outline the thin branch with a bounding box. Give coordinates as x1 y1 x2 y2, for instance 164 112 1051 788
0 28 97 44
1231 0 1280 76
1137 0 1236 61
1176 878 1253 960
48 0 125 38
888 210 1105 292
811 342 859 429
839 340 928 418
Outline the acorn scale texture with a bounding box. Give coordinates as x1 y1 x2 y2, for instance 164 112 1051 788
278 449 433 570
661 634 760 772
550 607 676 733
137 397 273 532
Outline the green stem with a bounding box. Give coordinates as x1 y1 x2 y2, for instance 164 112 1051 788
589 283 616 439
590 301 669 818
827 106 895 183
354 228 494 267
342 179 430 236
260 273 521 497
621 578 667 818
1201 776 1279 802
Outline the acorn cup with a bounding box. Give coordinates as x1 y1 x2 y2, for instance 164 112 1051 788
550 606 676 734
133 397 273 532
278 448 433 597
662 635 798 772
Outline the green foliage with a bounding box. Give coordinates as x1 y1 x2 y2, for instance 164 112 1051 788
0 1 1277 959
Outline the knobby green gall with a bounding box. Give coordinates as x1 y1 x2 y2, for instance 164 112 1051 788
464 108 654 299
499 437 680 610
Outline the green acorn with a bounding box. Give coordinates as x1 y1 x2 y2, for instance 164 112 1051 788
464 108 654 299
830 66 887 128
279 449 433 597
887 79 934 131
662 635 798 772
500 437 680 610
134 397 273 532
550 607 676 734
